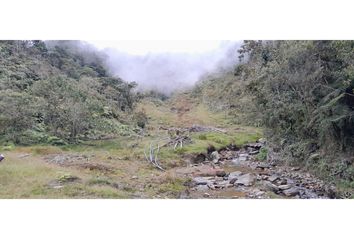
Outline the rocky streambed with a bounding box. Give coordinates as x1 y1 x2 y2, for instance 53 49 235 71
180 141 337 199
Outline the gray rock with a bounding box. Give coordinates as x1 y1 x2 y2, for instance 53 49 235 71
192 177 213 185
207 183 215 190
216 170 227 177
278 178 288 185
235 173 255 187
228 171 242 179
283 187 300 197
263 181 279 192
195 185 209 191
249 150 260 155
210 151 220 163
214 181 229 189
278 185 291 190
256 163 271 169
268 175 280 183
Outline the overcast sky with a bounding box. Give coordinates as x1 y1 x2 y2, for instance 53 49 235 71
88 40 228 55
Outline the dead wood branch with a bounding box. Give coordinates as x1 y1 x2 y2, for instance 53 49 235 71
144 141 165 171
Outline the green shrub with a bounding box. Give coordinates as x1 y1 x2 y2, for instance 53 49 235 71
256 147 268 161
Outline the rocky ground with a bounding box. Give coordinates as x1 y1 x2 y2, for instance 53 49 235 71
176 140 337 199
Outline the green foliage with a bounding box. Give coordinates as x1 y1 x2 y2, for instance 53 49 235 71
256 147 268 161
235 40 354 180
0 40 138 144
133 109 148 129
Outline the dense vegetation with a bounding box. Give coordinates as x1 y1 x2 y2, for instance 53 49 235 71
194 40 354 185
0 40 138 145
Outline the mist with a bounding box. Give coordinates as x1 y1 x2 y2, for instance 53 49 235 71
99 41 241 95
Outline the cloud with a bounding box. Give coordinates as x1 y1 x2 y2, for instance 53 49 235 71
98 41 241 95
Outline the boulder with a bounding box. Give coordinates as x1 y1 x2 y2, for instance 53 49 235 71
235 173 255 187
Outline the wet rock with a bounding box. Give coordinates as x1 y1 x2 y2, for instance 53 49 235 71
235 173 255 187
210 151 220 164
283 187 300 197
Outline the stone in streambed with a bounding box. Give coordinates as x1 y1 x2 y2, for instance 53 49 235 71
234 173 255 187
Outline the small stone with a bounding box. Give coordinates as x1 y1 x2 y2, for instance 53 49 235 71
229 178 237 185
268 175 280 183
131 176 138 179
216 169 226 177
249 150 259 155
203 193 210 198
210 151 220 164
283 187 300 197
278 185 291 190
256 163 271 169
278 178 287 185
255 191 265 197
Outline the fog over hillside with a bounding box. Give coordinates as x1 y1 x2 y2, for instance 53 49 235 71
92 41 241 94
